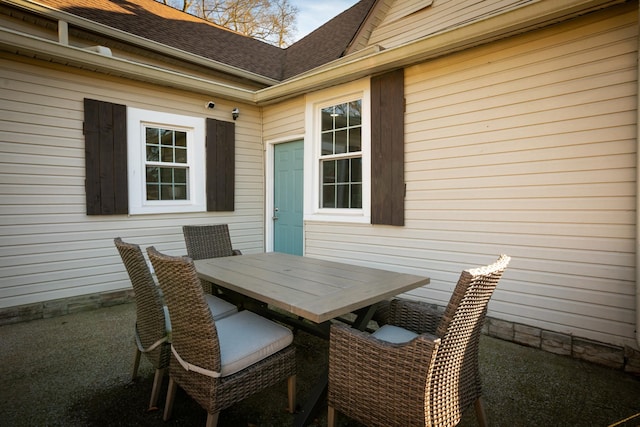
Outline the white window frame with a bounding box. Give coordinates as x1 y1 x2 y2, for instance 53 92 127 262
304 79 371 223
127 108 206 215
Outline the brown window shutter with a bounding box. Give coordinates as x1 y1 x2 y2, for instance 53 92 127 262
371 69 405 226
206 118 235 211
84 98 128 215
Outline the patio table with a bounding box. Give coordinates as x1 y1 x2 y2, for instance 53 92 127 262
194 252 430 426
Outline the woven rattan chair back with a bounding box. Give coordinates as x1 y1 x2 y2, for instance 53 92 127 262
147 247 221 385
429 254 511 426
182 224 235 260
147 246 296 427
114 238 170 409
328 255 510 427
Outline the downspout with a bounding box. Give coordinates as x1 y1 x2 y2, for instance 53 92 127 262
637 0 640 349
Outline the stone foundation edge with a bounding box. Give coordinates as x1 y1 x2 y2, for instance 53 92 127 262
0 292 638 375
0 289 135 326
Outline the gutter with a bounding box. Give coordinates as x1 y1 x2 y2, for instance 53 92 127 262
3 0 624 106
0 26 255 103
5 0 280 87
255 0 626 104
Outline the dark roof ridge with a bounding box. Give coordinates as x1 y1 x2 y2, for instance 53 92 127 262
281 0 377 80
23 0 376 82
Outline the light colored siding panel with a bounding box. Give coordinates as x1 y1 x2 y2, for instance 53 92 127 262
0 56 265 308
262 97 305 141
305 5 637 347
370 0 523 48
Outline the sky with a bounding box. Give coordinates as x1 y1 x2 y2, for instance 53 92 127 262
290 0 360 41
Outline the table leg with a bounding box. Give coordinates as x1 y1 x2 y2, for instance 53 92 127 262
293 303 380 426
294 367 328 427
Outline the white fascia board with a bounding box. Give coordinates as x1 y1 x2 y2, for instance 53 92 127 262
6 0 279 87
0 26 256 103
255 0 625 105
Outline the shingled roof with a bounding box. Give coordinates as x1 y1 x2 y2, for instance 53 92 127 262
282 0 377 80
32 0 377 82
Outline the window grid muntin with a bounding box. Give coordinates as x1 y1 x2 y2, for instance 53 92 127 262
320 100 362 209
144 126 189 201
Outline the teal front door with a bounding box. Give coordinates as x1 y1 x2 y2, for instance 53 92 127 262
273 140 304 255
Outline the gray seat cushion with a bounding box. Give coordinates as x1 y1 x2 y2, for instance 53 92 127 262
372 324 419 344
215 310 293 377
204 294 238 320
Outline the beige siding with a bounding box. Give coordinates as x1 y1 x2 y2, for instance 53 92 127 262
305 4 637 347
262 96 306 141
0 54 264 308
369 0 526 49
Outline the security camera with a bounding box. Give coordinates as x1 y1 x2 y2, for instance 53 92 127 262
206 101 215 109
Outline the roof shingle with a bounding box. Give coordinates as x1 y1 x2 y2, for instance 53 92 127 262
30 0 376 82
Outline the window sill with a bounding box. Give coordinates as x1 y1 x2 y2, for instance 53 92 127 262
304 212 370 224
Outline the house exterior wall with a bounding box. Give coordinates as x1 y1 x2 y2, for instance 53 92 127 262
0 53 265 309
299 3 637 348
369 0 526 49
262 96 306 141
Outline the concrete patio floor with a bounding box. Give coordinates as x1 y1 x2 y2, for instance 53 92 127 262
1 302 639 427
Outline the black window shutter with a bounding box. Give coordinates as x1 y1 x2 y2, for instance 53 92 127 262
206 118 235 211
84 98 128 215
371 69 405 226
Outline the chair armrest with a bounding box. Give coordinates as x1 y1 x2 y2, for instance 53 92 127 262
389 298 443 336
232 249 242 255
328 323 440 406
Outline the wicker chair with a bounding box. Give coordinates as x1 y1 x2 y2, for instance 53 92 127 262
114 238 238 411
182 224 242 294
328 254 510 427
147 246 296 427
114 238 170 410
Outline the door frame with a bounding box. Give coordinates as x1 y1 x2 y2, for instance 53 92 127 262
265 134 305 253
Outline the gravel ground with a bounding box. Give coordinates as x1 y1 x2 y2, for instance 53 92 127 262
1 303 639 427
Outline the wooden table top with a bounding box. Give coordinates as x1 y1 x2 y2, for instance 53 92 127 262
194 252 430 324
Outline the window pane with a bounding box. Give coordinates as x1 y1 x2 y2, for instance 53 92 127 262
348 101 361 126
161 146 173 162
321 132 333 155
321 107 334 131
351 158 362 182
146 144 159 162
322 185 335 208
175 131 187 147
161 184 173 200
146 167 159 183
337 159 349 182
174 168 187 183
146 184 159 200
336 184 349 208
351 184 362 208
160 167 173 182
145 127 159 144
160 129 173 146
322 160 335 184
335 130 347 154
174 184 187 200
175 147 187 163
334 103 348 129
349 127 361 152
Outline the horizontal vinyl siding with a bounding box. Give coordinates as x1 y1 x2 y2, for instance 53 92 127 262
262 97 306 141
0 54 265 308
305 3 637 347
369 0 524 49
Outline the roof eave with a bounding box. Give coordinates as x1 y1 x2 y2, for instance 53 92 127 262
255 0 626 105
0 26 256 103
6 0 280 86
